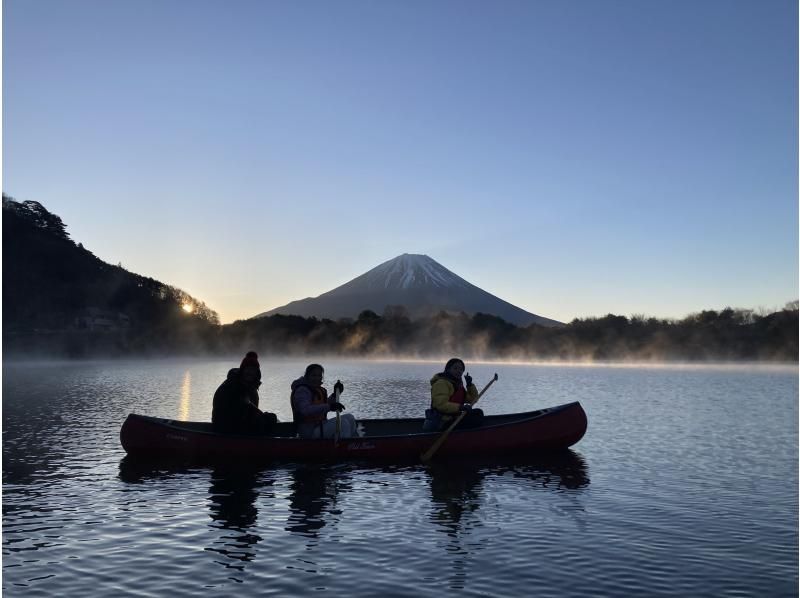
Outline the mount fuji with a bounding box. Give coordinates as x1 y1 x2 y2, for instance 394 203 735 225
254 254 561 327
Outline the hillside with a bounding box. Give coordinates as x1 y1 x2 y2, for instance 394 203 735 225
3 195 219 355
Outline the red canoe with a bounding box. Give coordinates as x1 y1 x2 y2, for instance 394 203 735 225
120 401 587 462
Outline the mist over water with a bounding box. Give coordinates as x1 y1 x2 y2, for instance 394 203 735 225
3 359 797 596
7 303 796 363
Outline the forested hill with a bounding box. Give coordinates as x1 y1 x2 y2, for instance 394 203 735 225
3 194 219 355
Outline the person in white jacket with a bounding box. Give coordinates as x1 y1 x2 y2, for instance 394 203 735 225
289 363 358 439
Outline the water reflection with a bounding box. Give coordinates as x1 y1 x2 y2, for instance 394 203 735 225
285 464 351 542
206 465 271 569
118 458 274 578
178 370 191 421
427 461 485 532
425 450 589 590
426 450 589 523
496 450 591 491
118 456 195 484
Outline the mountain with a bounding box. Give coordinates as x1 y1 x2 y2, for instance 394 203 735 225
255 253 561 327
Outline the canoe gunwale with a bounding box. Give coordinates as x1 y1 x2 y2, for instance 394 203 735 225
124 401 580 441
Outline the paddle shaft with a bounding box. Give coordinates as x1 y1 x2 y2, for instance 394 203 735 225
334 384 341 445
420 373 498 462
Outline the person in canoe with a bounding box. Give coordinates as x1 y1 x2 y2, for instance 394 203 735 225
290 363 358 439
423 358 484 432
212 351 279 434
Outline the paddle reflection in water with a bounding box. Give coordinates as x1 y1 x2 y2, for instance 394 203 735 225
284 463 352 542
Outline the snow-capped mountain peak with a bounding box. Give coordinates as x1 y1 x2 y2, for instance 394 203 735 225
355 254 469 291
254 253 560 327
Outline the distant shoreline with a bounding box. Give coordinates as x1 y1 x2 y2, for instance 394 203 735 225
4 351 798 370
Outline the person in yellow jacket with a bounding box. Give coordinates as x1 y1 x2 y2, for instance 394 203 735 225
424 358 484 432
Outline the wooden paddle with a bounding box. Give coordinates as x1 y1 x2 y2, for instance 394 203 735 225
420 372 498 463
333 380 342 446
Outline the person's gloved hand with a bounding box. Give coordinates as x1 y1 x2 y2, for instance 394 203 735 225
459 402 472 412
464 373 473 387
333 380 344 395
329 401 346 412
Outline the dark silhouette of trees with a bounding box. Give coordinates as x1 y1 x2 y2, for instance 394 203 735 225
209 306 797 362
3 194 219 356
3 197 69 240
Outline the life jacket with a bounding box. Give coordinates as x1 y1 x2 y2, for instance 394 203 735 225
430 373 467 411
290 382 329 425
449 385 467 406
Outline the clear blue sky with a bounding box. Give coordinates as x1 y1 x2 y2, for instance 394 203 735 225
4 0 797 324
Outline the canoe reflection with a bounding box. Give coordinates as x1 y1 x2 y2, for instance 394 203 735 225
427 450 589 529
496 449 591 491
285 464 352 539
118 455 196 483
425 450 589 590
118 450 588 583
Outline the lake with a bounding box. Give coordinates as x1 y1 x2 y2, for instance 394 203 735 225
3 358 798 596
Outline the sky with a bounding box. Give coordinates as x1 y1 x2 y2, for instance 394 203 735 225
3 0 797 325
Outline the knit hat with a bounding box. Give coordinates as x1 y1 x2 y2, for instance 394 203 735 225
240 351 260 370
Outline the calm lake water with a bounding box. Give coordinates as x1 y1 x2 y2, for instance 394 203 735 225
3 358 798 596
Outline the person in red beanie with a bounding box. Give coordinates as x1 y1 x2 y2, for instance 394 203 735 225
212 351 278 434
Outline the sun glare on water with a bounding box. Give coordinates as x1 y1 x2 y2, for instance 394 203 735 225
182 303 194 313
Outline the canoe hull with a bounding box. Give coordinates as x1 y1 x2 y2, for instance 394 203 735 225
120 402 587 463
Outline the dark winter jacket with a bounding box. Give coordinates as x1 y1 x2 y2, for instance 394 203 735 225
212 368 265 434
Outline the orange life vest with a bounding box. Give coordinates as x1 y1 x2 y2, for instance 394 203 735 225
290 384 329 425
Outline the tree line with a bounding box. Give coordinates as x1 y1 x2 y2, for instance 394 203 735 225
10 304 795 361
217 305 798 362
